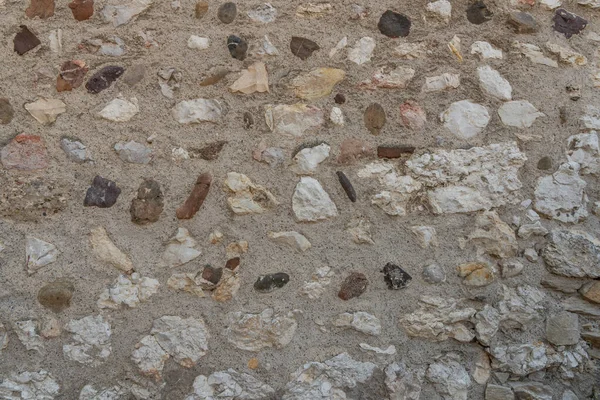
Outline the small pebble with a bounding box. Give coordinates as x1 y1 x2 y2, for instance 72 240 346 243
422 263 446 283
225 257 240 270
254 273 290 292
382 263 412 289
195 0 208 18
336 171 357 202
130 179 164 224
0 98 15 125
290 36 320 60
553 8 587 38
84 175 121 208
60 138 92 163
85 65 125 94
338 272 368 300
507 11 538 33
377 146 415 158
37 279 74 312
176 173 212 219
364 103 386 135
217 2 236 23
68 0 93 21
334 93 346 104
537 156 552 170
14 25 41 55
227 35 248 60
202 266 223 285
466 1 492 24
377 10 411 38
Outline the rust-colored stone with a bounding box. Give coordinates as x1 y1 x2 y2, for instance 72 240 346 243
202 266 223 285
25 0 55 19
377 146 415 159
56 60 88 92
338 272 368 300
225 257 240 271
176 173 212 219
337 138 374 164
68 0 94 21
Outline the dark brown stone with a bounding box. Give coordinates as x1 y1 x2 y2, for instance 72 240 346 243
68 0 93 21
537 156 552 171
202 266 223 285
336 171 356 203
217 2 236 23
225 257 240 271
25 0 55 19
0 98 14 125
553 9 587 38
466 1 492 24
199 68 228 86
130 179 163 224
334 93 346 104
56 60 88 92
37 279 74 312
195 0 208 18
377 146 415 158
290 36 320 60
338 272 368 300
176 173 212 219
85 65 125 94
190 141 227 160
84 175 121 208
227 35 247 61
364 103 386 135
507 11 538 33
14 26 41 55
377 10 411 38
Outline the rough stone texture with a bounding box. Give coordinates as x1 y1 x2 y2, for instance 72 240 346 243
534 162 587 223
185 369 275 399
546 311 580 346
224 172 278 214
0 370 60 399
1 134 48 170
130 179 163 224
426 354 471 400
543 229 600 277
292 177 338 222
226 309 297 351
63 315 112 366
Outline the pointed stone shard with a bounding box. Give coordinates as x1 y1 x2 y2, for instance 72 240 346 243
423 73 460 92
229 62 269 94
26 236 59 275
292 177 337 222
291 68 345 100
162 228 201 268
186 369 275 399
89 226 134 273
57 60 88 92
440 100 490 139
293 143 330 175
25 98 66 125
498 100 544 128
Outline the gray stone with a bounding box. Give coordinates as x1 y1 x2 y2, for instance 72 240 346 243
114 141 152 164
60 138 93 163
422 263 446 283
562 389 580 400
426 354 471 400
540 276 584 293
499 259 524 278
562 296 600 317
543 229 600 278
508 12 538 33
485 384 514 400
510 381 552 400
546 311 579 345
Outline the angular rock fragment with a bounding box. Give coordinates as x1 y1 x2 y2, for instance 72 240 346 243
394 42 427 59
190 141 226 161
265 103 324 136
176 173 211 219
553 9 587 38
296 2 331 17
84 176 121 208
254 272 290 292
292 177 338 222
186 369 275 399
364 103 386 135
567 132 600 174
543 229 600 277
226 309 297 351
0 371 59 399
212 268 240 302
513 41 558 68
13 320 44 352
268 231 311 252
488 343 548 376
291 68 345 100
99 98 139 122
217 2 236 23
224 172 278 214
25 98 66 125
300 266 334 299
162 228 201 268
0 324 8 355
85 36 125 57
546 311 579 346
85 66 125 93
114 140 150 164
471 41 502 59
378 10 411 37
338 272 368 300
247 2 277 23
423 73 460 92
534 162 587 223
0 98 14 124
348 37 376 65
130 179 163 224
360 343 396 354
507 11 538 33
63 315 111 366
333 311 381 336
581 280 600 303
411 226 437 248
69 0 93 20
477 66 512 101
440 100 490 139
229 62 269 94
26 236 59 275
496 284 545 329
14 25 41 55
385 362 424 400
187 35 210 50
290 36 319 60
101 0 153 27
427 0 451 22
173 98 223 124
426 355 471 400
466 1 492 24
56 60 88 91
498 100 544 128
254 34 279 57
399 100 426 130
38 279 74 312
79 385 129 399
468 211 517 258
293 143 330 175
499 259 523 278
97 273 159 309
546 42 586 65
382 263 412 289
89 226 134 273
25 0 54 19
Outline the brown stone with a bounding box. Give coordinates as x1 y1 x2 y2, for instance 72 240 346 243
377 146 415 158
0 98 14 125
176 173 212 219
200 68 229 86
195 1 208 18
290 36 320 60
25 0 55 19
130 179 163 224
334 93 346 104
581 281 600 304
190 141 227 160
68 0 93 20
56 60 88 92
364 103 386 135
202 266 223 285
225 257 240 271
37 279 74 312
338 272 368 300
399 100 426 130
1 134 48 171
217 2 236 23
248 358 259 369
337 138 374 164
14 25 41 55
507 11 538 33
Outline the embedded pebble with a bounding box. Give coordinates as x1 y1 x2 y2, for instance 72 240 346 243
68 0 93 20
176 173 211 219
378 10 411 38
0 98 14 124
14 25 41 55
364 103 386 135
553 9 587 38
114 140 150 163
217 2 236 23
290 36 320 60
254 273 290 292
130 179 163 224
382 263 412 289
85 66 125 93
338 272 368 300
466 1 492 24
84 176 121 208
37 279 74 312
336 171 357 202
56 60 88 92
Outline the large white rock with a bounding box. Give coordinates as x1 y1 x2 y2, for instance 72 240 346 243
25 98 66 125
172 98 223 124
98 97 139 122
348 37 376 65
97 273 159 309
162 228 201 268
543 229 600 278
477 66 512 101
440 100 490 139
426 355 471 400
26 236 59 275
567 132 600 174
89 226 134 273
292 143 330 175
423 73 460 92
63 315 112 366
101 0 154 27
265 104 324 136
223 172 278 214
292 177 338 222
426 0 451 22
185 369 275 400
0 370 60 399
582 105 600 130
268 231 311 251
226 309 297 351
498 100 544 128
534 162 587 223
470 41 502 59
333 312 381 336
488 343 548 376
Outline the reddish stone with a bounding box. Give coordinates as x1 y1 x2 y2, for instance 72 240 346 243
399 100 426 130
202 266 223 285
1 134 48 171
68 0 94 21
25 0 55 19
176 173 212 219
14 26 41 55
377 146 415 158
337 138 374 164
225 257 240 271
56 60 88 92
338 272 368 300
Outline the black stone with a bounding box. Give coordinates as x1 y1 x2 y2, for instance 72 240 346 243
466 1 492 25
290 36 320 60
84 175 121 208
337 171 356 202
334 93 346 104
382 263 412 289
377 10 411 38
553 8 587 38
14 25 41 55
217 2 236 23
85 66 125 94
254 273 289 292
227 35 248 60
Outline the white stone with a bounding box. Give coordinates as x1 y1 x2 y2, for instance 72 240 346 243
347 218 375 244
473 351 491 385
89 227 134 273
185 369 275 400
63 315 112 366
268 231 311 251
101 0 154 27
299 266 334 299
333 312 381 336
426 0 451 22
48 29 62 54
114 140 151 164
25 98 66 125
477 66 512 101
385 362 424 400
13 320 44 352
518 221 548 239
292 177 338 222
500 259 524 278
426 355 471 400
534 162 587 223
394 42 427 59
423 73 460 92
524 248 538 262
292 143 330 175
173 98 223 124
496 284 545 330
187 35 210 50
224 172 278 214
79 384 129 399
162 228 201 268
247 3 277 23
131 335 169 380
330 107 344 125
86 36 125 57
470 41 502 59
359 343 396 355
411 226 438 248
98 97 139 122
255 35 279 57
265 103 324 136
282 353 376 400
97 273 159 309
171 147 189 161
582 105 600 130
543 229 600 277
348 37 376 65
360 66 415 89
567 132 600 174
488 343 548 376
0 370 60 399
540 0 561 8
328 36 347 58
440 100 490 139
60 138 92 163
498 100 544 128
26 236 59 275
513 41 558 68
226 309 297 351
546 42 587 65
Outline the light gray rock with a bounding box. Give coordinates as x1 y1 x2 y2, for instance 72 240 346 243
292 177 338 222
546 311 579 346
477 66 512 100
79 384 129 399
496 284 545 329
510 381 553 400
226 309 297 351
426 354 471 400
26 236 59 275
485 384 514 400
542 229 600 278
517 221 548 239
98 98 139 122
534 162 587 223
63 315 112 366
468 211 517 259
101 0 153 27
422 263 446 283
540 275 584 293
385 361 424 400
498 100 544 128
499 259 524 278
114 140 152 164
162 228 201 268
224 172 279 214
562 296 600 317
440 100 490 139
562 389 579 400
97 273 159 309
172 98 223 124
292 143 330 175
13 320 44 352
474 305 501 345
524 248 538 262
60 138 93 163
0 370 60 399
567 132 600 175
185 369 275 400
488 343 548 376
333 312 381 336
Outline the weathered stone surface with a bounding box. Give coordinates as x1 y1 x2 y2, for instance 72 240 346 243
224 172 278 214
114 140 149 163
364 103 386 135
187 35 210 50
130 179 163 224
291 68 344 100
0 371 60 399
399 100 426 130
190 141 226 160
485 384 514 400
467 1 492 24
89 226 134 273
63 315 112 366
56 60 88 91
84 176 121 208
25 0 54 19
426 354 471 400
546 42 587 65
510 382 553 400
471 41 502 59
553 8 587 38
99 98 139 122
162 228 201 268
534 162 587 223
581 280 600 303
423 263 446 283
217 2 236 23
337 138 374 164
0 175 69 221
543 229 600 277
226 309 297 351
248 2 277 22
338 272 368 300
101 0 153 27
185 369 275 399
176 173 211 219
299 266 334 299
348 37 376 65
499 259 524 278
508 11 538 33
333 312 381 336
360 66 415 90
172 98 223 124
382 263 412 289
13 319 44 352
26 236 59 275
385 362 424 400
440 100 490 139
265 103 324 136
60 138 92 163
293 143 330 175
423 73 460 92
546 311 579 346
411 226 437 248
540 275 584 293
513 41 558 68
488 343 548 376
38 279 74 312
14 25 41 55
254 272 290 292
268 231 311 252
292 177 338 222
468 211 517 258
2 134 48 171
229 62 269 94
289 36 319 60
496 284 545 329
498 100 544 128
378 10 411 37
457 262 495 286
79 384 128 399
567 132 600 174
85 66 125 93
227 35 248 60
97 273 159 309
296 2 331 17
563 296 600 317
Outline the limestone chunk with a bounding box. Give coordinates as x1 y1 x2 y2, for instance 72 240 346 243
499 259 524 278
13 320 44 352
264 104 324 136
114 140 151 164
333 312 381 336
477 66 512 101
496 285 545 329
567 132 600 174
212 270 240 302
97 273 159 309
79 384 129 399
426 354 471 400
185 369 275 399
268 231 311 251
457 262 495 286
347 218 375 244
229 62 269 94
162 228 201 268
299 266 334 299
291 68 345 100
517 221 548 238
394 42 428 59
426 0 451 22
546 42 587 65
384 362 424 400
187 35 210 50
223 172 278 214
348 37 376 65
474 305 501 346
247 3 277 23
0 370 60 399
226 309 297 351
359 65 415 89
60 138 93 163
26 236 59 275
440 100 490 139
513 41 558 68
89 227 134 273
173 98 223 124
542 229 600 277
131 335 169 381
546 311 579 346
534 162 587 223
292 143 330 175
423 73 460 92
167 272 207 297
24 98 66 125
63 315 112 366
498 100 544 128
328 36 347 58
411 226 438 248
330 107 344 125
488 343 548 376
470 41 503 59
468 211 517 258
292 177 338 221
98 97 139 122
101 0 154 27
296 2 332 17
